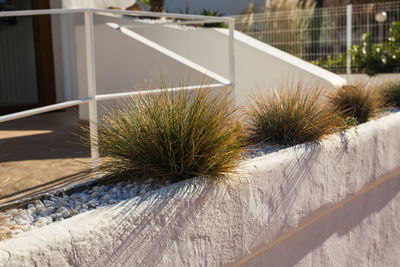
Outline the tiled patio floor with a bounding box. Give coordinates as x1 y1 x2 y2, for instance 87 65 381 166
0 108 92 205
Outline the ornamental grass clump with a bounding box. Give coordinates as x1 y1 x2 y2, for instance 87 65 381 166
93 86 245 183
247 82 342 146
380 81 400 108
329 84 380 124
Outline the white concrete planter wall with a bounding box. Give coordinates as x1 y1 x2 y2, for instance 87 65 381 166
1 111 400 266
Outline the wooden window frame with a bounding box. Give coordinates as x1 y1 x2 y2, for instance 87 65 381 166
0 0 56 115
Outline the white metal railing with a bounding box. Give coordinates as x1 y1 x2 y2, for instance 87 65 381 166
0 8 236 167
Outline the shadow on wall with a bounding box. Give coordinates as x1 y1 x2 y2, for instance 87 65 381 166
244 171 400 266
80 178 218 266
239 141 323 248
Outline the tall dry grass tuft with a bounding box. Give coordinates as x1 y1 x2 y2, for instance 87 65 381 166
247 82 341 146
379 81 400 108
89 85 246 183
329 83 381 124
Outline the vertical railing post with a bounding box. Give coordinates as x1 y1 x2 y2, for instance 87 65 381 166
84 9 99 167
346 4 352 74
228 18 236 102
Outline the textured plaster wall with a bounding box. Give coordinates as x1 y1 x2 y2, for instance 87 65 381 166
244 169 400 266
0 111 400 266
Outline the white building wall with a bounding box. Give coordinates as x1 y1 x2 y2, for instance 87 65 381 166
129 19 346 106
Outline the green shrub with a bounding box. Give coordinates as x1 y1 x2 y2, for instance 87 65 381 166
350 21 400 76
91 86 245 183
342 116 359 128
247 82 341 146
341 116 359 135
379 81 400 108
329 84 380 124
313 21 400 76
311 54 346 73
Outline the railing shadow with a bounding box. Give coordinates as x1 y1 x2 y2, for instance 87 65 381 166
67 178 219 267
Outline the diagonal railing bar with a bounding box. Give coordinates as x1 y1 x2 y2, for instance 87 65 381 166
106 23 231 85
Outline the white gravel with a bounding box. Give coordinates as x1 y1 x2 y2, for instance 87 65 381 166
0 179 164 239
245 144 286 158
385 107 400 114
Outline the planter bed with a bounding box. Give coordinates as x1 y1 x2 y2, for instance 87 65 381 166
1 111 400 266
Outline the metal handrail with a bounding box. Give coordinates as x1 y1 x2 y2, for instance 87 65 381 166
0 8 236 167
0 98 92 123
0 8 232 22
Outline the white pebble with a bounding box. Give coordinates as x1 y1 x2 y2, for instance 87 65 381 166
34 200 44 207
1 181 144 238
36 217 47 227
70 209 79 216
43 200 55 207
8 209 19 216
36 206 45 214
46 207 55 214
57 200 68 207
26 208 35 215
91 192 99 198
61 209 70 218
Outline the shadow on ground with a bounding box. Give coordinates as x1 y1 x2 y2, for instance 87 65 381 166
0 108 91 205
0 108 89 162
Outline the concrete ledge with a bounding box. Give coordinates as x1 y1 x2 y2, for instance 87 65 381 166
1 111 400 266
